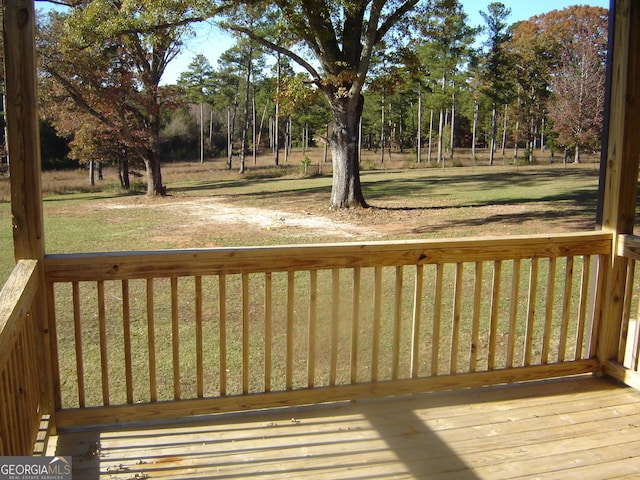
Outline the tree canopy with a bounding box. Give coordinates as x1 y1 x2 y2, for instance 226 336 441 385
33 1 609 204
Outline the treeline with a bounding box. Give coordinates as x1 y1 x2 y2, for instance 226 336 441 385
167 3 607 167
30 1 606 189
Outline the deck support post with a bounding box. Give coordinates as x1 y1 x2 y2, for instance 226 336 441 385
3 0 57 434
597 0 640 373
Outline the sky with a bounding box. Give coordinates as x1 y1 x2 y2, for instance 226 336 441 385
162 0 611 84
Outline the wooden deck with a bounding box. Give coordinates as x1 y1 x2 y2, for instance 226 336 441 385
47 375 640 479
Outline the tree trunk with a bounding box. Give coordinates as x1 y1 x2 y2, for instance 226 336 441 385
144 154 165 196
329 94 367 209
227 107 232 170
274 54 280 166
89 160 95 186
449 90 455 161
239 44 253 174
380 91 385 164
489 106 497 166
417 90 422 164
200 102 204 164
471 101 478 163
253 94 257 165
119 156 130 190
514 120 520 159
437 108 444 165
428 109 433 163
574 143 581 164
501 104 508 158
144 105 165 195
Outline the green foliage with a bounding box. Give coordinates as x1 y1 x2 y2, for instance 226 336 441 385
300 155 312 175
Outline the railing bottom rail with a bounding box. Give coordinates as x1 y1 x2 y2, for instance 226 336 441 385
55 359 598 429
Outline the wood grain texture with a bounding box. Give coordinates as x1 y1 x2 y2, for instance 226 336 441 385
49 376 640 479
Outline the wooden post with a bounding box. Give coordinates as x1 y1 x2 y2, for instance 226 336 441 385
4 0 56 431
597 0 640 371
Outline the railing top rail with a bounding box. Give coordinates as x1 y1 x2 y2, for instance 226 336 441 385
618 233 640 260
44 231 612 282
0 259 39 361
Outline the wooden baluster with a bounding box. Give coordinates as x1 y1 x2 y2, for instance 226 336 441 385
575 256 591 360
488 261 502 370
171 277 180 400
542 258 557 364
432 264 444 376
219 275 227 397
286 271 294 390
195 276 203 398
242 273 250 395
451 263 463 374
524 258 539 366
506 259 521 368
351 267 361 384
392 266 403 380
146 278 157 402
264 273 272 392
410 264 424 378
470 262 483 372
308 270 317 388
97 281 109 406
122 280 133 404
372 267 382 382
72 282 85 408
558 257 574 362
330 269 340 386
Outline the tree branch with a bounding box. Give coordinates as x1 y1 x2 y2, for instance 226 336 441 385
224 24 322 82
374 0 421 44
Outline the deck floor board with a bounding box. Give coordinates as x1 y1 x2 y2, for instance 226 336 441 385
48 375 640 479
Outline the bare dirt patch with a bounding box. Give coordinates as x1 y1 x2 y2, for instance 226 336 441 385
99 191 595 248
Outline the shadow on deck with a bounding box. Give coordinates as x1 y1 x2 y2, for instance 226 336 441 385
48 375 640 479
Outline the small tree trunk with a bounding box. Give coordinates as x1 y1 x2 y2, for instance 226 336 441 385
120 157 130 189
380 91 385 164
489 106 497 166
274 54 280 166
227 107 232 170
417 90 422 164
324 123 329 163
428 109 433 163
437 108 444 165
239 44 253 174
471 101 478 163
449 90 455 161
89 160 95 186
200 102 204 164
253 95 257 165
513 120 520 159
501 104 508 158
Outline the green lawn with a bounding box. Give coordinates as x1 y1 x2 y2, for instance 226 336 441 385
0 161 604 286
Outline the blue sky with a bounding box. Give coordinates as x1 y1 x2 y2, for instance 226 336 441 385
162 0 611 84
462 0 609 28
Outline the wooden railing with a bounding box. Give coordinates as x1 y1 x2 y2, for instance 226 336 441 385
610 234 640 389
0 260 47 455
44 232 612 428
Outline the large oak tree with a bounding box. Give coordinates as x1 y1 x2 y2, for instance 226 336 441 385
222 0 427 208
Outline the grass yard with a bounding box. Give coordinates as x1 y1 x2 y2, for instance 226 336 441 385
0 149 603 285
1 149 609 408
